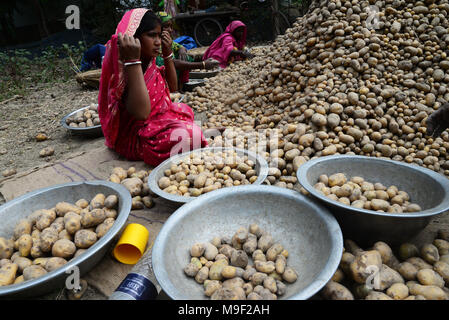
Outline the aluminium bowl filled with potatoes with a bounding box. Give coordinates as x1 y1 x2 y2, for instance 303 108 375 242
297 155 449 247
148 147 269 203
61 104 103 137
0 181 132 298
152 185 343 300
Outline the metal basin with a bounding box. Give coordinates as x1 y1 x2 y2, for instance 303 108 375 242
148 147 269 204
152 185 343 300
61 106 103 137
0 181 132 298
297 155 449 246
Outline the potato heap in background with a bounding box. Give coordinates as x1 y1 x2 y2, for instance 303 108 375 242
185 0 449 189
0 194 118 286
108 167 155 210
325 231 449 300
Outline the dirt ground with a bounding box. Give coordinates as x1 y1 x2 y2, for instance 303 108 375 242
0 80 106 204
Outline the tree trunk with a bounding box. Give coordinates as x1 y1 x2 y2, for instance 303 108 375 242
31 0 50 39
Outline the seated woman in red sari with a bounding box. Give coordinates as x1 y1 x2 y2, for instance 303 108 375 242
98 9 208 167
202 20 254 69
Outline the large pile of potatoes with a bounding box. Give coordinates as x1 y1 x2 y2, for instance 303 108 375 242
157 149 259 197
185 0 449 187
65 104 100 128
0 194 118 286
184 224 297 300
314 173 422 213
322 232 449 300
108 166 155 210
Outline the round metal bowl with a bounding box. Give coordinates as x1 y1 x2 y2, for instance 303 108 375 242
184 79 205 91
148 147 269 204
152 185 343 300
61 106 103 137
0 181 132 298
297 155 449 246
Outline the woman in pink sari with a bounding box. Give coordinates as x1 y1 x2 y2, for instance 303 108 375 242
98 9 208 167
202 20 254 69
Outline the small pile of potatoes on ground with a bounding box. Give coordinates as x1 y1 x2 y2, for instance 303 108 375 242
108 166 155 210
65 104 100 128
157 149 259 197
322 231 449 300
184 224 298 300
0 193 119 286
313 173 421 213
186 0 449 179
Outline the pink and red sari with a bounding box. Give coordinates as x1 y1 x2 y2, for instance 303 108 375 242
98 9 208 166
202 20 247 69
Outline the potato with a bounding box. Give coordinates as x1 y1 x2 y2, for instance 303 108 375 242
421 244 440 264
13 257 33 273
195 266 209 284
74 249 87 259
331 268 345 283
406 257 433 270
17 234 33 257
339 252 355 276
14 275 24 285
209 259 228 280
64 212 82 235
222 277 245 290
204 280 222 297
266 243 284 261
75 199 89 209
90 193 106 209
203 243 218 261
250 272 268 286
22 265 47 281
255 261 275 274
35 209 57 231
104 208 118 219
230 250 249 268
39 228 59 253
190 243 205 257
112 167 128 180
81 208 106 228
373 241 393 265
378 264 404 291
58 230 72 241
350 250 382 284
109 173 121 184
0 238 14 260
242 234 258 255
258 234 274 252
416 268 445 288
433 261 449 285
321 281 354 300
142 196 154 209
344 239 363 256
44 257 68 272
52 239 76 259
95 218 115 238
55 202 81 216
282 266 298 283
49 217 65 233
121 178 143 197
248 224 263 238
398 243 419 261
365 291 394 300
211 287 239 300
409 283 447 300
74 230 97 249
433 239 449 256
398 262 419 281
0 263 18 286
14 219 32 240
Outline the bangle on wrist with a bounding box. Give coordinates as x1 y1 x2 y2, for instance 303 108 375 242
123 59 140 64
163 52 174 60
124 60 142 67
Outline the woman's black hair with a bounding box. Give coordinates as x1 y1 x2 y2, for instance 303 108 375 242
134 11 162 38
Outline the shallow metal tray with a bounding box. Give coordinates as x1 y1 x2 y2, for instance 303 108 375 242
61 106 103 137
0 180 132 298
148 147 269 204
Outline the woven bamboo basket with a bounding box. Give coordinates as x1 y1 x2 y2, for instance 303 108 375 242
75 69 102 89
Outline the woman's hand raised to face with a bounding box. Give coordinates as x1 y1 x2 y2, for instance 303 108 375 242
117 32 141 62
161 30 173 57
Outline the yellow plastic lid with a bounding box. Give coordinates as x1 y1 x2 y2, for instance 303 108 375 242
113 223 149 264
